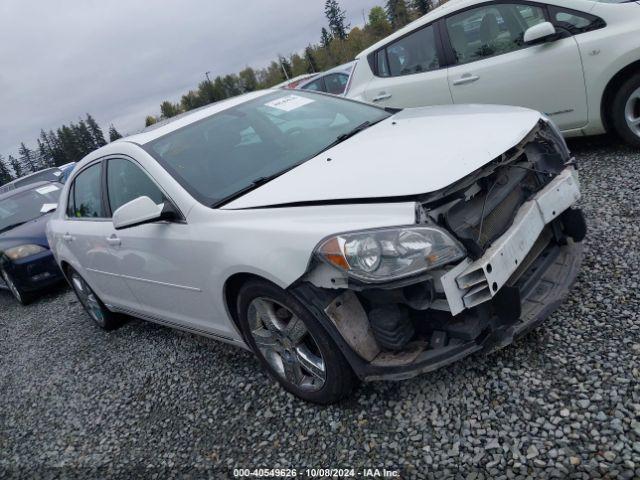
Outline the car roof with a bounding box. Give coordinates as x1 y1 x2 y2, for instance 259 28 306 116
0 181 54 201
298 61 355 86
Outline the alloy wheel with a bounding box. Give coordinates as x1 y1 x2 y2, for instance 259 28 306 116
247 297 326 392
1 269 23 303
70 273 104 324
625 86 640 138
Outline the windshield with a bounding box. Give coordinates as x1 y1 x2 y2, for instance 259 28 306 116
0 184 61 233
146 91 390 206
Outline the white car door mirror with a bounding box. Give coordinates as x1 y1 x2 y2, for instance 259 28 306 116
524 22 557 45
112 196 165 230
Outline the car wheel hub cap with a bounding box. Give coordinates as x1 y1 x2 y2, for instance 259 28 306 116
71 274 104 323
248 297 326 392
625 87 640 137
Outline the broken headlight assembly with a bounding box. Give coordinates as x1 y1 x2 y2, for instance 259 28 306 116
315 226 466 283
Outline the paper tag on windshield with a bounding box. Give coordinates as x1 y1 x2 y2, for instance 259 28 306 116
36 185 60 195
40 203 57 213
264 94 314 112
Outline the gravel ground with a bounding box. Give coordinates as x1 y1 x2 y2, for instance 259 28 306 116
1 136 639 479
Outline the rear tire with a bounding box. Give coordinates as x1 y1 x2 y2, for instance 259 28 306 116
237 279 357 404
611 73 640 149
67 267 123 330
1 267 33 305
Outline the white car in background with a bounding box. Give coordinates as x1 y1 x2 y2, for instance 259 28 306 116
295 62 356 96
346 0 640 147
47 90 585 404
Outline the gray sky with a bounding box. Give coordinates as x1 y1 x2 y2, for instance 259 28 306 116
0 0 380 159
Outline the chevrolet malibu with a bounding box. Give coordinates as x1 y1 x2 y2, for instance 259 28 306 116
47 91 586 404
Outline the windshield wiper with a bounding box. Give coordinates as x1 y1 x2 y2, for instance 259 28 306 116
0 221 28 234
314 118 385 157
211 166 300 208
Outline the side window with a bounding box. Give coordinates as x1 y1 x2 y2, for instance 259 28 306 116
71 163 105 218
107 159 165 213
445 3 546 65
324 73 349 95
376 24 440 77
548 6 605 35
301 78 325 92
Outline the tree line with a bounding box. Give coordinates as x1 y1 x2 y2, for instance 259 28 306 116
1 0 438 187
0 115 123 187
145 0 437 126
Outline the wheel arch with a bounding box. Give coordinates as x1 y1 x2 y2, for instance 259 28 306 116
223 272 280 338
600 59 640 133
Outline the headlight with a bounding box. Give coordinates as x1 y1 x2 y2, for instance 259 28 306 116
540 115 571 159
4 244 46 261
315 226 465 282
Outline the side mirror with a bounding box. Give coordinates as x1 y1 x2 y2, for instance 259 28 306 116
113 196 165 230
523 22 557 45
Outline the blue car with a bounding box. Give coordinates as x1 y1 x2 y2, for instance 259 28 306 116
0 181 65 304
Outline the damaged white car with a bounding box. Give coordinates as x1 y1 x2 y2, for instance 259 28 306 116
47 90 586 404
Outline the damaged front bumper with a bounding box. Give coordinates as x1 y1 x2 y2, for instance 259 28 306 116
293 239 582 381
292 166 584 382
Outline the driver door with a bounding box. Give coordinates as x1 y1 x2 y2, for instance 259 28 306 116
104 157 215 333
444 2 588 130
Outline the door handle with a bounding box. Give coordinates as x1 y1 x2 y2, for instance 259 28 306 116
372 92 392 102
106 235 121 247
63 233 74 242
453 74 480 86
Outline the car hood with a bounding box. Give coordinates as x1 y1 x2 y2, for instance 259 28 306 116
222 104 542 209
0 214 51 251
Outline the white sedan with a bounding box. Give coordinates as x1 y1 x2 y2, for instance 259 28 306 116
47 91 585 404
346 0 640 147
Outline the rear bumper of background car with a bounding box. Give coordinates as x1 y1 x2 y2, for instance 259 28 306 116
292 239 583 381
4 250 64 293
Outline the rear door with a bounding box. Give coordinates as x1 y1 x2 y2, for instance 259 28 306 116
63 161 138 310
361 23 453 108
444 2 588 130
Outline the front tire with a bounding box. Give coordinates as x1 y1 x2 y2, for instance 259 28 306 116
611 73 640 148
1 267 33 305
67 268 123 330
237 279 357 404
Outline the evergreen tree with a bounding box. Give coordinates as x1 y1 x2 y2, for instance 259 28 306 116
0 155 13 185
109 125 123 142
85 114 107 148
38 130 55 167
412 0 431 15
304 46 319 73
386 0 411 29
368 6 393 38
160 101 180 119
74 120 96 154
324 0 350 40
239 67 258 92
18 142 38 173
9 155 22 178
320 27 332 48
